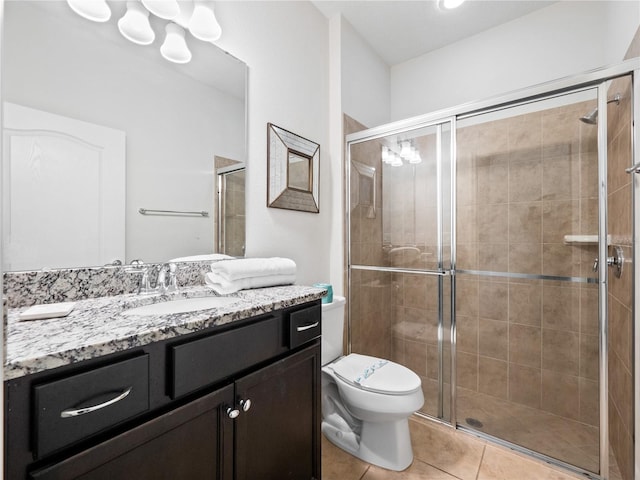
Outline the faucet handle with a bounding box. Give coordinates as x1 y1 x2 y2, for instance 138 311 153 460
156 264 168 290
166 263 178 292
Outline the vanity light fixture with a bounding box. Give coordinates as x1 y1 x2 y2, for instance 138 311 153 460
161 23 193 64
141 0 180 20
66 0 224 65
66 0 111 22
188 0 222 42
118 1 155 46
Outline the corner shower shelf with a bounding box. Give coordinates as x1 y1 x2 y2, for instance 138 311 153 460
563 234 611 245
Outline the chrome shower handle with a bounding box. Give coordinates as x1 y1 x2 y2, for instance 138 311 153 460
592 245 624 278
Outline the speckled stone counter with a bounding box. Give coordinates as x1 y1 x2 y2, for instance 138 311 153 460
5 285 326 381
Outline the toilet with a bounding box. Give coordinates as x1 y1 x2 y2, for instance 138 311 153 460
321 296 424 471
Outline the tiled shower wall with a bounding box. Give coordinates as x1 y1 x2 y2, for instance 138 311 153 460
455 100 601 425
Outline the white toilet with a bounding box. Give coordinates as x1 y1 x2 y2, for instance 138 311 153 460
321 296 424 471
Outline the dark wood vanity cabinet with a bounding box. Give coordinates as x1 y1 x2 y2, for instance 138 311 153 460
5 301 321 480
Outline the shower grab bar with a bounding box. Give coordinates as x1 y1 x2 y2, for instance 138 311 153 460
139 208 209 217
625 161 640 174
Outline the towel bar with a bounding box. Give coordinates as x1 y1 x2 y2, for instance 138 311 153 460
138 208 209 217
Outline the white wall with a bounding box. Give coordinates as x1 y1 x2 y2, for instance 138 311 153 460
215 1 332 286
341 17 391 129
391 1 640 120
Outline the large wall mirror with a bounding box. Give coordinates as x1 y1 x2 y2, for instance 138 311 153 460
2 1 247 271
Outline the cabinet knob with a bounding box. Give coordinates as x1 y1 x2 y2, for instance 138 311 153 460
226 407 240 419
240 399 252 412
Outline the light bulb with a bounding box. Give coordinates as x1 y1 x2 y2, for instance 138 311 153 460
382 146 390 164
67 0 111 22
189 1 222 42
161 23 192 64
409 147 422 164
118 1 155 45
391 153 403 167
400 141 412 159
439 0 465 9
141 0 180 20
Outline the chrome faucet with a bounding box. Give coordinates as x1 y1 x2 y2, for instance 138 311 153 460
126 261 179 295
153 263 178 294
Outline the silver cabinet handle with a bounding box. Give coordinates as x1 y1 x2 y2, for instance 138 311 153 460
227 407 240 419
296 322 319 332
60 387 132 418
240 399 252 412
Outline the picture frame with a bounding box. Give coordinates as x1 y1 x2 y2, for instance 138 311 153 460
267 123 320 213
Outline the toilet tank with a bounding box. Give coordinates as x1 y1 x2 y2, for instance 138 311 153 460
321 295 346 365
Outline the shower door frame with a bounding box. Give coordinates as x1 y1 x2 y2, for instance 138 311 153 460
346 117 456 421
345 58 639 480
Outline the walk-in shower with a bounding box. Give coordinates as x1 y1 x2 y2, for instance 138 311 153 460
346 61 638 480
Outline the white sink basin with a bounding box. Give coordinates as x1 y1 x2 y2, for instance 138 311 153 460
122 296 237 316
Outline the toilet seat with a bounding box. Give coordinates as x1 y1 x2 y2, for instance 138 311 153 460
330 353 421 395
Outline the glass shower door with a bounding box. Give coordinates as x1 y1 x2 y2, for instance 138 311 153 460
455 88 603 475
348 120 453 421
217 166 245 257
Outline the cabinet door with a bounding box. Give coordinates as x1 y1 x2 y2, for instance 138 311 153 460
30 385 234 480
235 343 321 480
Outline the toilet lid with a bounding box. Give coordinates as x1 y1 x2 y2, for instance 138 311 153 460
331 353 421 395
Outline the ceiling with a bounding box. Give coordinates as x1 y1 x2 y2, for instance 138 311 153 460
312 0 557 65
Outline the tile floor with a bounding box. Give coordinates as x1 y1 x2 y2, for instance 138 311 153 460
322 415 616 480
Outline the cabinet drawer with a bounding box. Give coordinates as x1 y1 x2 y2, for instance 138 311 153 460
170 314 285 399
288 303 321 349
33 355 150 458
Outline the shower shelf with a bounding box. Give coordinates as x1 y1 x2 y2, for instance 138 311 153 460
563 234 611 245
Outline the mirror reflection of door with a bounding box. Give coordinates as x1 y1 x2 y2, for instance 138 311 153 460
287 151 312 192
215 158 245 257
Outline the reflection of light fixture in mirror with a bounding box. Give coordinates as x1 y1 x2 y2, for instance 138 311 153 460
439 0 466 9
66 0 111 22
118 1 155 45
390 152 403 167
161 23 192 64
381 146 391 164
189 1 222 42
408 146 422 164
400 141 412 158
141 0 180 20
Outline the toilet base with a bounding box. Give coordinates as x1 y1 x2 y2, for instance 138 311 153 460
322 417 414 471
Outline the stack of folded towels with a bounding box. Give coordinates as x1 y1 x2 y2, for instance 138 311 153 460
204 257 297 294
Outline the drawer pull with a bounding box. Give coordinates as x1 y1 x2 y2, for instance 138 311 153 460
60 387 133 418
296 322 319 332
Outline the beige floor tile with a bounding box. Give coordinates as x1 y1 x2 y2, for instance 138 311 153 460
410 417 486 480
322 435 370 480
362 459 459 480
478 445 583 480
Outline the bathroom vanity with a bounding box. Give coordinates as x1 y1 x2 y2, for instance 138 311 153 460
4 286 323 479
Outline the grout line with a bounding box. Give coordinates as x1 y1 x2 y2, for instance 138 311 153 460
475 444 487 480
357 465 370 480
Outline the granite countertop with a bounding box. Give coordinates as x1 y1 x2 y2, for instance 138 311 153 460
5 285 326 381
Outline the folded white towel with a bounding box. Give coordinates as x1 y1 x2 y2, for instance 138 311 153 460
205 272 296 295
170 253 234 262
210 257 297 281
